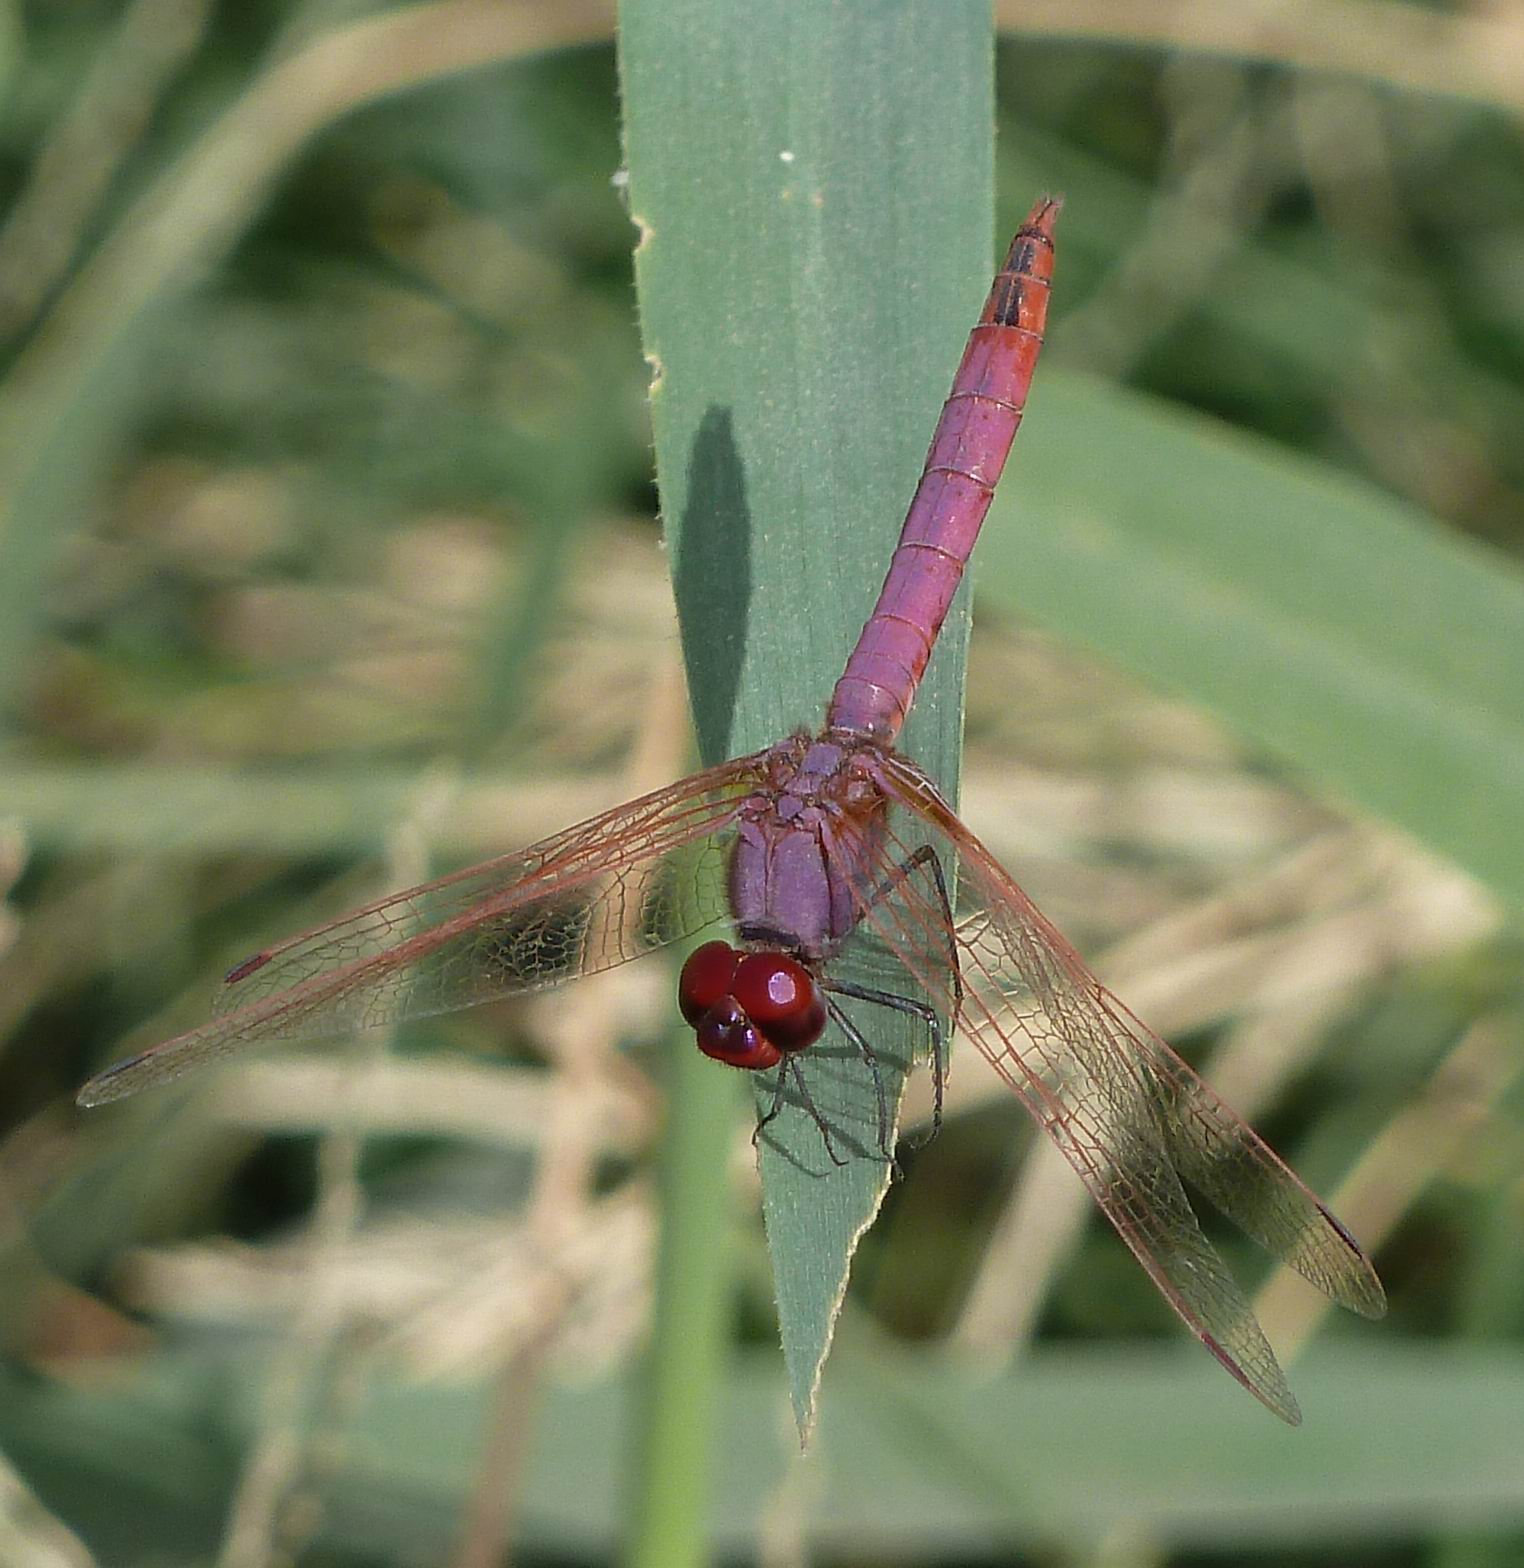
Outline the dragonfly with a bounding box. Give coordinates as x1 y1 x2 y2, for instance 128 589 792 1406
79 197 1385 1423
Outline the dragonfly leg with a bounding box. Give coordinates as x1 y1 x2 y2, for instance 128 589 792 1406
862 844 963 1000
849 842 962 1143
791 1055 849 1166
753 1054 849 1168
823 992 893 1162
753 1059 791 1144
825 980 944 1163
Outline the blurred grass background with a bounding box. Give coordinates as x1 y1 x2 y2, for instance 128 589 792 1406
0 1 1522 1564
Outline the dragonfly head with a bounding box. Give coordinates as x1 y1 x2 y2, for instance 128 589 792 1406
678 940 827 1070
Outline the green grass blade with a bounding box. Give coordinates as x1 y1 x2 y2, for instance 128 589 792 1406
14 1343 1524 1559
988 369 1524 911
0 6 610 717
625 1003 746 1568
622 0 993 1446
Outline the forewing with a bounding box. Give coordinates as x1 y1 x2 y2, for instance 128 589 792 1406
78 751 770 1105
870 754 1384 1422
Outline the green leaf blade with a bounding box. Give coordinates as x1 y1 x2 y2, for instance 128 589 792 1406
990 369 1524 911
622 0 994 1441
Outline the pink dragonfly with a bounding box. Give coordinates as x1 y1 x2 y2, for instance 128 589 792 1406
80 197 1384 1423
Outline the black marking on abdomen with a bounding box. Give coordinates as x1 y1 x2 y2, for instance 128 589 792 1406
991 276 1034 328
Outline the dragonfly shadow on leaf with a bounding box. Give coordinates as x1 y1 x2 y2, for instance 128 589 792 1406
673 403 751 760
753 965 943 1178
754 1033 898 1175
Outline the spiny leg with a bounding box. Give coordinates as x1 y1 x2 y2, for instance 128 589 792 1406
859 845 962 999
753 1057 791 1146
753 1054 848 1168
788 1056 848 1167
851 842 961 1141
823 992 893 1160
822 980 951 1166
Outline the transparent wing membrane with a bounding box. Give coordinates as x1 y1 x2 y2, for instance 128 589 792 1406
78 752 769 1105
868 753 1384 1422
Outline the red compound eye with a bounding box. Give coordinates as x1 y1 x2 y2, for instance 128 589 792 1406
694 998 782 1070
730 953 827 1052
678 940 741 1026
677 942 827 1069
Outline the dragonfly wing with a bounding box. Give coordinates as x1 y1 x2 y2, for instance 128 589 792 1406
79 749 771 1105
1100 987 1386 1318
869 754 1384 1420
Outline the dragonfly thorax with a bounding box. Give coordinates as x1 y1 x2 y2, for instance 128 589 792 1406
731 735 889 960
